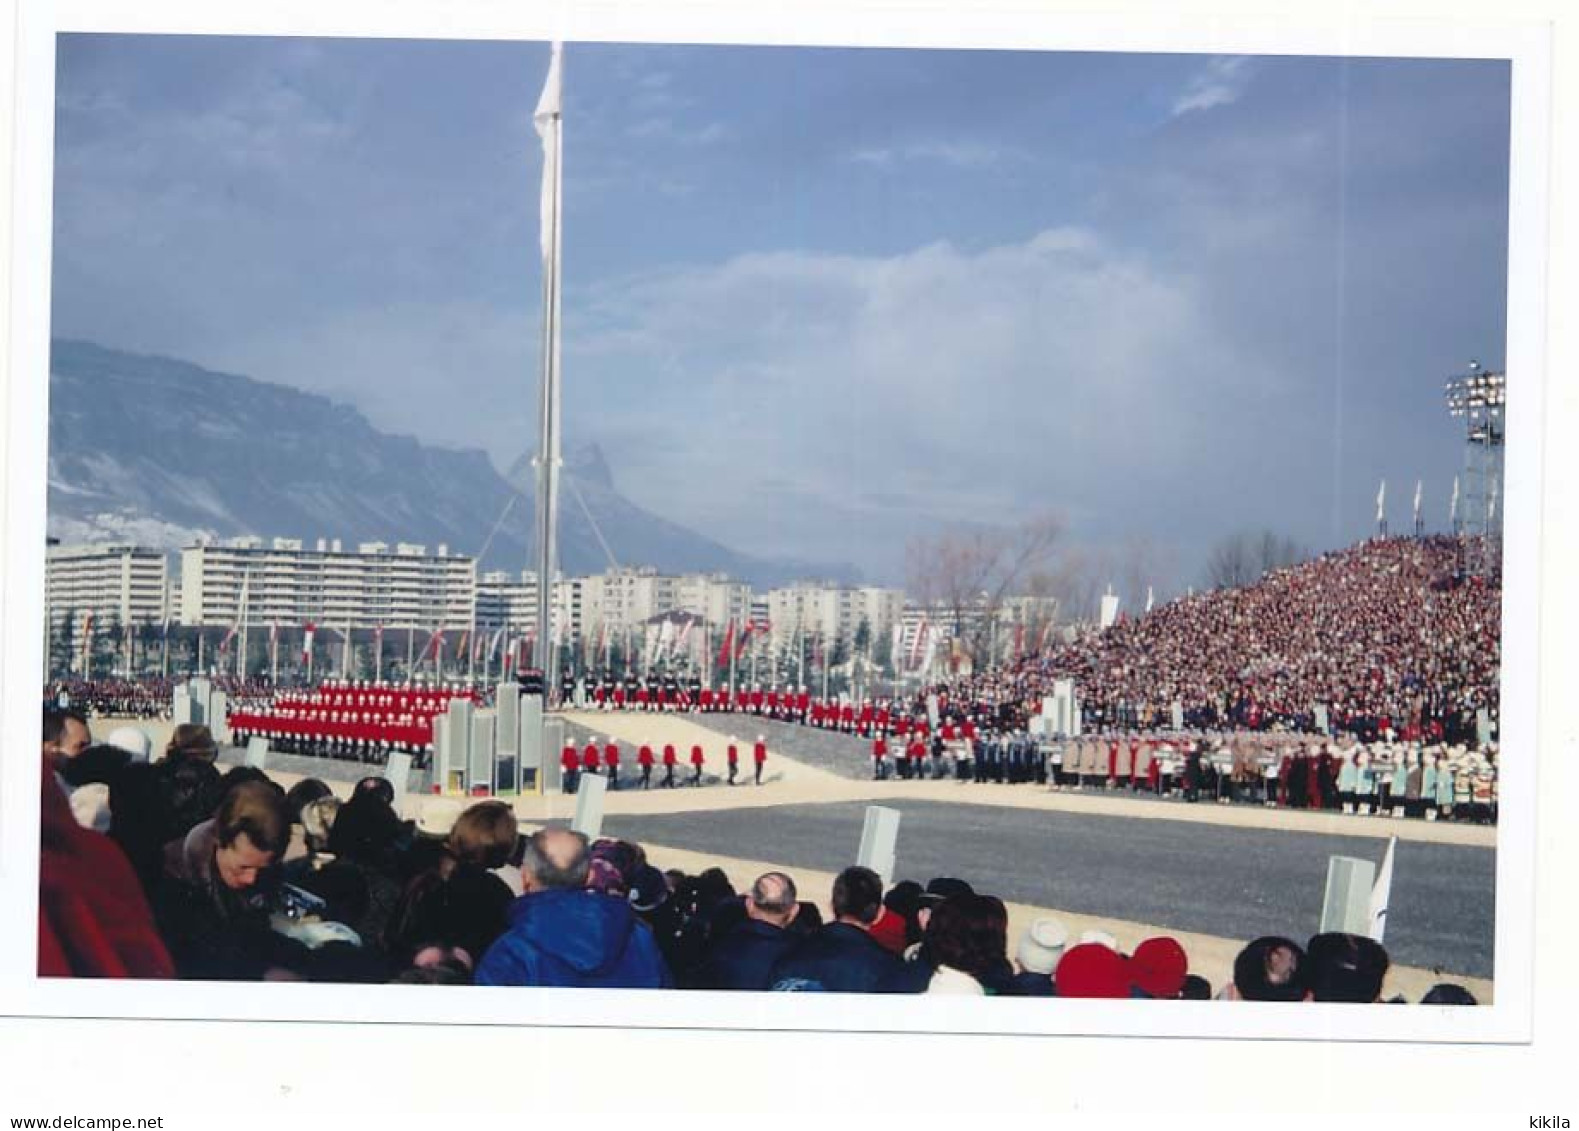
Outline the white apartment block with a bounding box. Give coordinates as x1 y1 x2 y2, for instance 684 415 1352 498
45 543 169 634
474 570 581 641
179 537 475 630
578 567 750 638
766 582 905 648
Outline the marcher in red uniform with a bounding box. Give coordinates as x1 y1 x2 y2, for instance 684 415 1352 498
582 740 601 779
753 735 768 785
726 740 740 785
689 743 706 786
662 743 678 788
872 736 889 781
561 742 580 794
603 739 621 791
637 744 655 789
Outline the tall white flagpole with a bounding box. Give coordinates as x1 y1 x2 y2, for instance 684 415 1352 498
532 41 565 704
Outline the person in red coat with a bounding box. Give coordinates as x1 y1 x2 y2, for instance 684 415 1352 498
726 740 741 785
872 737 889 781
907 738 927 780
662 743 678 788
561 742 580 794
603 739 621 791
689 743 706 786
753 736 768 785
38 757 174 979
637 744 655 789
582 740 601 779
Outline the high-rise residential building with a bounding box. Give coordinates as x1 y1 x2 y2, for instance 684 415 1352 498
765 581 904 649
45 543 170 636
178 537 475 630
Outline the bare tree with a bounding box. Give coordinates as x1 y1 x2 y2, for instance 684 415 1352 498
1206 529 1310 590
906 513 1064 666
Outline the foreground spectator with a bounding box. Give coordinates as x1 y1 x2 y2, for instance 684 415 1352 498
42 707 92 781
1055 942 1132 999
153 779 293 979
1007 917 1067 996
475 829 672 989
698 872 800 990
923 894 1011 995
1305 932 1390 1003
1227 936 1307 1002
38 754 173 979
770 866 904 992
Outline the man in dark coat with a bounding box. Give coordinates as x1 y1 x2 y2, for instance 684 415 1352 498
769 866 909 993
697 871 800 990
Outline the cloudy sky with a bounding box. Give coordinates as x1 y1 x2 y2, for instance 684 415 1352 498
49 35 1510 588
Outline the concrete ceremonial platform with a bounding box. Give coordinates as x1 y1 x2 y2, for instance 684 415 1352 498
114 711 1498 1002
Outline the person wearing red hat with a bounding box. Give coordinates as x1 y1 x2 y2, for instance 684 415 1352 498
753 736 767 785
689 743 705 786
661 743 678 788
1130 936 1190 999
1055 942 1132 999
636 744 655 789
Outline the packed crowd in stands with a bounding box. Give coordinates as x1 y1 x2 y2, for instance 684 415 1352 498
42 706 1478 1002
948 536 1498 742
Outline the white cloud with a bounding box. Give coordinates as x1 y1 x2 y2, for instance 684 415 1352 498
847 139 1015 169
1170 56 1253 119
563 228 1266 566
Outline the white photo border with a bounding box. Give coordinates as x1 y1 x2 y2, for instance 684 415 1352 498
0 0 1551 1045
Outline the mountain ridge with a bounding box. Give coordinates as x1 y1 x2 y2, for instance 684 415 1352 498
45 339 860 587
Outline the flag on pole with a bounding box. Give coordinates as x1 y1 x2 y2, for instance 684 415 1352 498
675 614 696 653
909 615 928 669
1038 620 1056 652
423 627 445 663
1145 586 1155 614
1413 479 1422 526
1450 476 1460 525
454 629 470 663
302 621 316 664
488 626 505 661
1013 624 1025 659
735 620 755 660
717 619 735 668
1375 480 1386 525
889 622 903 669
1367 836 1398 942
81 612 94 672
218 624 238 656
534 42 563 265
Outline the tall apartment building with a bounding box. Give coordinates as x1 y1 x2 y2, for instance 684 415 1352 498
577 567 750 638
44 543 170 635
178 537 475 630
765 582 905 649
474 571 582 641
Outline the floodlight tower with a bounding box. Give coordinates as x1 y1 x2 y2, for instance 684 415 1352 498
1443 360 1506 580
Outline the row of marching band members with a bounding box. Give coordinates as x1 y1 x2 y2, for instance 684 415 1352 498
270 679 482 716
1043 734 1500 822
558 736 770 792
228 682 483 768
853 729 1500 823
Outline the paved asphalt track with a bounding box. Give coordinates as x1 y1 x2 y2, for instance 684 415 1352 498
585 798 1496 978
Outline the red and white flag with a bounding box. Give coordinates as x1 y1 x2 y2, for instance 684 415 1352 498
488 626 505 660
81 612 95 670
302 621 316 664
218 624 239 655
1038 620 1056 652
716 620 735 669
423 628 445 663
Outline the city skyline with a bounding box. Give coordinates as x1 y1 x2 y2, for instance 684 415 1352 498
49 37 1512 589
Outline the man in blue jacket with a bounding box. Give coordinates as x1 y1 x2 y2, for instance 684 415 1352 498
697 871 801 990
475 828 672 989
768 866 908 993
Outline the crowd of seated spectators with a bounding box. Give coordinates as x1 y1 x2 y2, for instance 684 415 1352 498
41 707 1478 1004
